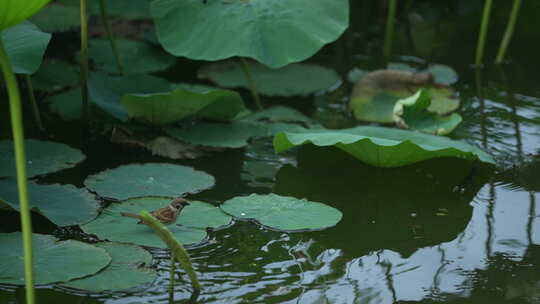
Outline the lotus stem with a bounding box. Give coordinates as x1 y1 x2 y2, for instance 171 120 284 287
80 0 90 125
495 0 521 64
99 0 124 75
0 40 35 304
23 75 45 133
383 0 397 58
139 211 201 291
239 58 263 111
475 0 493 66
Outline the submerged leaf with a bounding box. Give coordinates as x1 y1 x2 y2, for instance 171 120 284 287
273 126 495 167
82 197 231 247
84 163 215 200
221 193 342 231
0 233 110 285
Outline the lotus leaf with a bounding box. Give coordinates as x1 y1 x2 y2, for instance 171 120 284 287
425 64 458 85
273 126 495 167
241 106 312 124
0 139 86 178
393 89 462 135
0 179 99 226
88 39 175 74
0 233 110 285
45 88 84 120
82 197 231 247
84 163 215 200
29 3 80 32
32 59 79 91
0 0 50 30
88 72 170 121
1 21 51 74
151 0 349 68
221 193 342 231
63 242 156 291
198 61 341 96
121 86 247 125
88 0 150 20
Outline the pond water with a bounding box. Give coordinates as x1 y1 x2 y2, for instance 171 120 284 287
1 1 540 303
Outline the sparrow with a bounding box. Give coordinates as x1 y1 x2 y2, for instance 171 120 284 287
120 197 190 225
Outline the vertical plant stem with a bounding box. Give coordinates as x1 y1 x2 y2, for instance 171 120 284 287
475 0 493 66
495 0 521 64
239 58 263 111
99 0 124 75
23 75 45 133
0 40 35 304
383 0 397 58
80 0 90 125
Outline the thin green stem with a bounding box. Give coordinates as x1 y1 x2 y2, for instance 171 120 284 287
239 58 263 111
495 0 521 64
80 0 90 124
0 40 35 304
23 75 45 133
99 0 124 75
475 0 493 66
383 0 397 58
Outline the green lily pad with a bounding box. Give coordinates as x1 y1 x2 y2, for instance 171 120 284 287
0 179 99 226
29 3 80 32
241 106 312 124
273 126 495 167
88 0 150 20
221 193 342 231
425 64 458 85
393 89 462 135
121 85 247 125
0 233 110 285
0 139 86 178
0 0 50 31
32 59 79 91
62 242 156 291
45 88 84 120
88 39 175 74
82 197 231 247
1 21 51 74
198 61 340 97
151 0 349 68
84 163 215 200
88 72 170 121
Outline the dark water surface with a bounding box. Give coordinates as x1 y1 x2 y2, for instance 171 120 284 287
2 1 540 303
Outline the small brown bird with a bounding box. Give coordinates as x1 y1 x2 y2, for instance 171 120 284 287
120 197 190 225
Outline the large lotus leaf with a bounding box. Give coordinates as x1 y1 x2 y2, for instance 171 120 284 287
88 39 175 74
121 86 247 125
82 197 232 247
151 0 349 68
241 106 312 124
84 163 215 200
0 139 86 178
221 193 342 231
0 179 99 226
198 61 341 96
393 89 462 135
29 3 80 32
1 21 51 74
88 72 170 121
0 0 50 30
273 126 495 167
32 59 79 91
62 242 156 291
0 233 110 285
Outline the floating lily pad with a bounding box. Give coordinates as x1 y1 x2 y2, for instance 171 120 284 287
198 61 340 96
241 106 312 124
121 85 247 125
425 64 458 85
84 163 215 200
29 3 80 32
88 39 175 74
0 179 99 226
0 139 86 178
221 193 342 231
32 59 79 91
393 89 462 135
0 233 110 285
88 72 170 121
1 21 51 74
62 242 156 291
273 126 495 167
45 88 84 120
0 0 50 30
151 0 349 68
82 197 231 247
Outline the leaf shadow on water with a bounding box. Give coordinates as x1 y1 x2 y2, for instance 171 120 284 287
273 145 493 258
